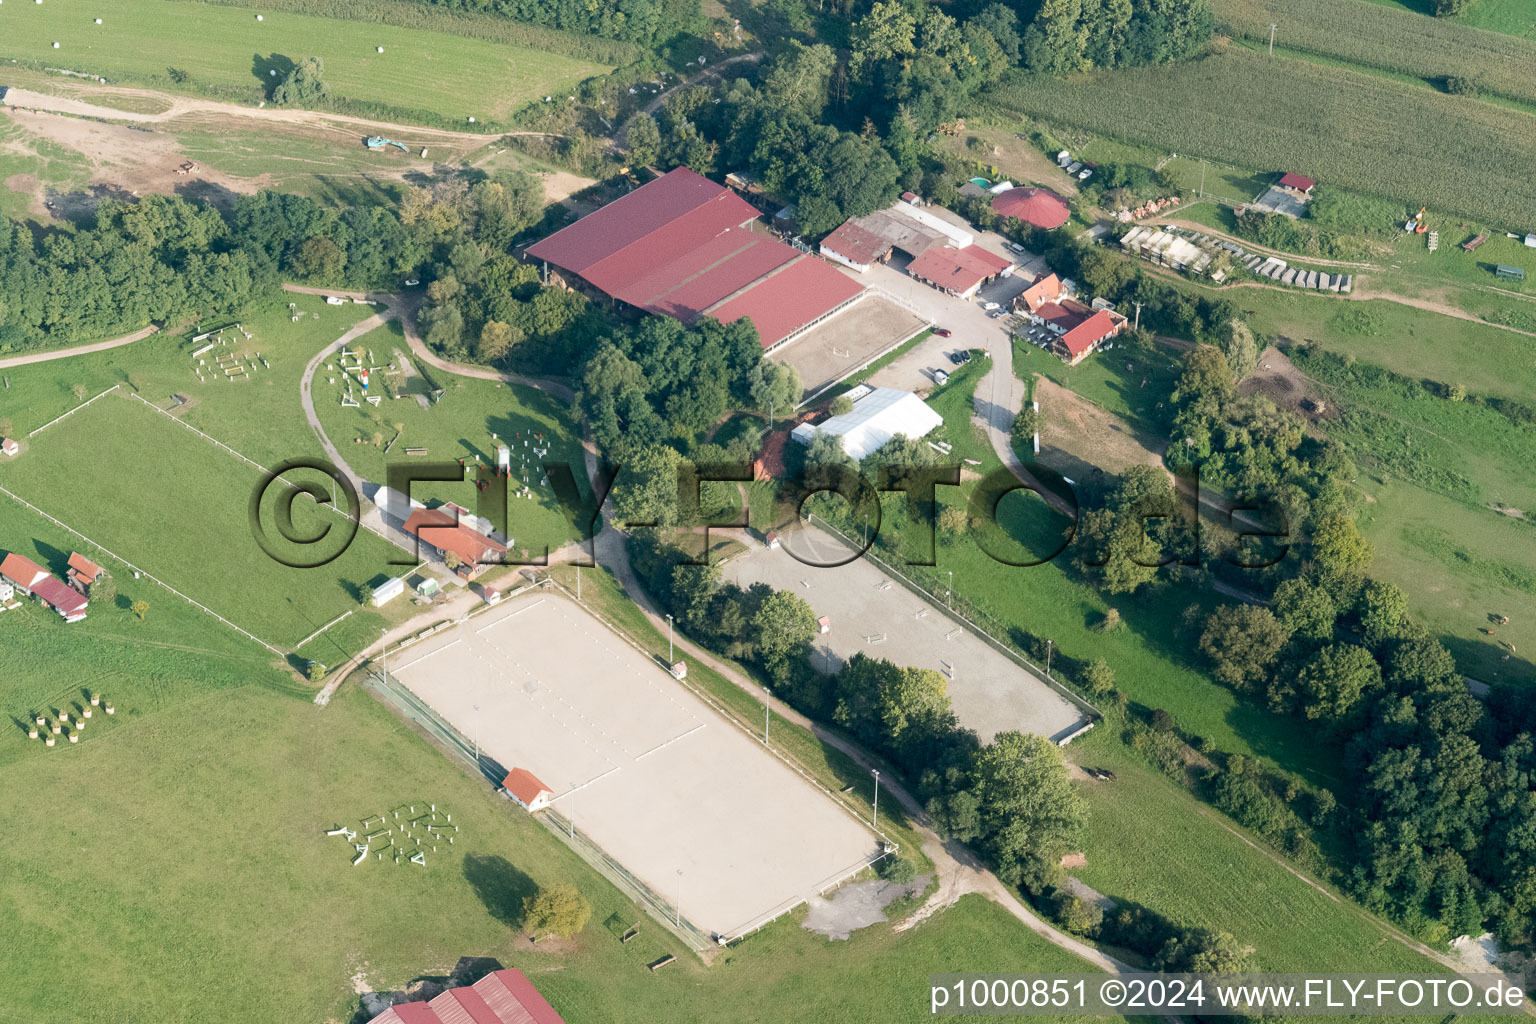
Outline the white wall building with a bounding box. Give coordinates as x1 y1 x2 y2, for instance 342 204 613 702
792 387 944 461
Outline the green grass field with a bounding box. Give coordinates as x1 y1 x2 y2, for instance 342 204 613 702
1355 477 1536 685
990 47 1536 227
0 393 400 649
313 321 587 559
0 0 610 123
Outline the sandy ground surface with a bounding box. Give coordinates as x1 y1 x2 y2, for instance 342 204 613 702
724 525 1089 743
1032 376 1167 484
386 591 882 939
772 294 928 401
1 85 591 214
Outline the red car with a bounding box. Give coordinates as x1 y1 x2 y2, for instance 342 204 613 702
934 327 952 338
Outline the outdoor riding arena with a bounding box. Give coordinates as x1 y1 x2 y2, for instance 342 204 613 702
725 524 1094 744
384 591 885 940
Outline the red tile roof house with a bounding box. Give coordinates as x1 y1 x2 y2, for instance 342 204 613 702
1 552 87 622
526 167 865 354
1022 299 1127 365
502 768 554 812
0 437 18 457
366 968 566 1024
66 552 104 595
402 508 508 582
906 245 1013 300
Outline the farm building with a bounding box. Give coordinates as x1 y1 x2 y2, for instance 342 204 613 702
401 508 507 581
502 767 555 812
2 552 87 622
1278 173 1316 194
526 168 865 352
990 187 1071 230
365 968 565 1024
820 200 976 273
906 245 1013 299
66 552 104 595
1 437 17 457
0 552 49 595
790 386 943 461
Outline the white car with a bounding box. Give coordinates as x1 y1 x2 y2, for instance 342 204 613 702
982 301 1001 311
404 278 420 287
934 369 950 385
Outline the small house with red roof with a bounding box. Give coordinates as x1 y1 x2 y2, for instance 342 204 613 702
1 438 18 458
1020 296 1126 366
366 968 566 1024
66 552 105 595
502 768 554 812
1278 173 1316 194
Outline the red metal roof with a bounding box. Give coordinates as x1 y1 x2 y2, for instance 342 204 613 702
402 508 507 567
0 552 47 589
1061 309 1121 359
368 969 566 1024
503 767 553 806
33 576 87 617
1279 173 1316 191
990 187 1070 229
527 168 750 273
709 257 865 349
619 226 796 321
527 167 864 346
820 220 891 266
906 244 1012 294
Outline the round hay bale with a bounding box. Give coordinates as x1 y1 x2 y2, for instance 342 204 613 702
52 41 61 48
255 13 263 19
69 733 79 743
45 736 55 747
94 17 102 23
376 46 384 53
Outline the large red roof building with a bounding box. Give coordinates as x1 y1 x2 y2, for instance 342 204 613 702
402 508 508 581
366 968 566 1024
527 168 864 351
1 551 87 621
990 186 1071 230
905 245 1013 299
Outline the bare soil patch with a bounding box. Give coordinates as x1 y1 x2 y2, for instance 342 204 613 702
1237 345 1334 425
1033 375 1167 483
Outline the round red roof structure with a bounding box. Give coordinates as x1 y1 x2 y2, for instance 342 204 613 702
991 187 1070 229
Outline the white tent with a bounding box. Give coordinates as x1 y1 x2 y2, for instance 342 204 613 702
794 387 944 461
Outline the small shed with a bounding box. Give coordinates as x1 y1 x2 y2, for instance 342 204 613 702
503 768 554 811
1 437 18 457
1525 234 1536 249
670 660 688 680
817 615 831 634
371 576 405 606
411 575 440 598
0 580 14 602
764 530 781 550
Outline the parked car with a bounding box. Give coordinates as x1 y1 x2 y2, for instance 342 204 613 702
948 350 966 365
933 369 950 385
934 327 952 337
1006 241 1027 254
958 350 973 364
982 301 1001 311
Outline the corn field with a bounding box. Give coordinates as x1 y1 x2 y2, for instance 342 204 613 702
990 48 1536 228
1214 0 1536 107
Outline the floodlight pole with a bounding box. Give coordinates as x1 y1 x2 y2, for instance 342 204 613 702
1269 23 1277 55
667 614 675 662
1199 160 1207 199
379 628 387 683
871 769 881 828
1045 638 1054 678
763 686 771 743
947 570 953 610
675 869 683 926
